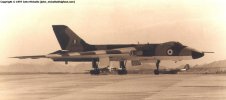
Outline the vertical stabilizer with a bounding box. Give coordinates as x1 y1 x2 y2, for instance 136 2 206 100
52 25 90 52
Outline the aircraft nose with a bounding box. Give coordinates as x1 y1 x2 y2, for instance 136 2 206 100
192 50 204 59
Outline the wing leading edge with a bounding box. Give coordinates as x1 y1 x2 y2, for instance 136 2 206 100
10 55 46 59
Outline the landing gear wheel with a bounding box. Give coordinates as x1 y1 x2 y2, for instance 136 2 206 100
154 69 159 75
154 60 160 75
117 69 127 75
90 69 100 75
118 60 127 75
90 60 100 75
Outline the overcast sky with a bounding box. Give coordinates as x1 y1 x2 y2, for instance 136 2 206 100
0 0 226 66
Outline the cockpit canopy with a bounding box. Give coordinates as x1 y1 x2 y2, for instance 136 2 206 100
163 41 184 47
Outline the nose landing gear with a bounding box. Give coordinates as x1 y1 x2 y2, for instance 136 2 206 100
154 60 160 75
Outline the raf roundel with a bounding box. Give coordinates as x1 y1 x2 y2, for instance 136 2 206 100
167 49 173 55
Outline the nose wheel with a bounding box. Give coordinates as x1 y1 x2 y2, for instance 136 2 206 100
154 60 160 75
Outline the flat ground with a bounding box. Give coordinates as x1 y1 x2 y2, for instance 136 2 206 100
0 74 225 100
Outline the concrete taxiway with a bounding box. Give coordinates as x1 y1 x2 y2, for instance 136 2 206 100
0 74 225 100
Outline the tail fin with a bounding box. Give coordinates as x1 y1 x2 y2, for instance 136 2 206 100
52 25 90 52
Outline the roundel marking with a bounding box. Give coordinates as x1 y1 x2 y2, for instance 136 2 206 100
167 49 173 56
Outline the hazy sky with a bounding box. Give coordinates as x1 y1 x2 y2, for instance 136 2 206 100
0 0 226 66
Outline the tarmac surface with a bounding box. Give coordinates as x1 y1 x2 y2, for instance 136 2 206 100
0 74 225 100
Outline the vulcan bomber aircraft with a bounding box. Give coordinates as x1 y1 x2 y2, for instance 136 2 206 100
12 25 212 75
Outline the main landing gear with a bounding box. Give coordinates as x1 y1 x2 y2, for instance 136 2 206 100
90 60 128 75
90 60 100 75
154 60 160 75
117 61 127 75
90 60 160 75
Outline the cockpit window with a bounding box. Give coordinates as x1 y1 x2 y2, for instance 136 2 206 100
164 41 183 47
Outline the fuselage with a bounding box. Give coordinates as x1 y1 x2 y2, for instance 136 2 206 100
47 41 204 62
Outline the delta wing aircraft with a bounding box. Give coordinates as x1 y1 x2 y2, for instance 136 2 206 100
12 25 213 75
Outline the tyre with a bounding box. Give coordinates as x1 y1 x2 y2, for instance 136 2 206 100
154 69 159 75
118 70 127 75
